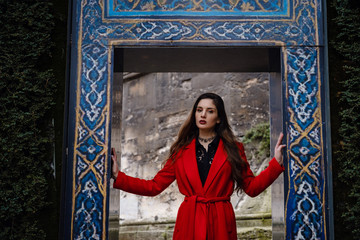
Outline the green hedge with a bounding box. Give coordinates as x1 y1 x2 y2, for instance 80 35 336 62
0 0 57 239
328 0 360 239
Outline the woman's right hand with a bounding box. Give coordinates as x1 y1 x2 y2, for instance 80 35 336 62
111 148 119 180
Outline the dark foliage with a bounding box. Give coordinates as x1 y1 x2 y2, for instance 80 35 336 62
328 0 360 239
243 123 270 158
0 0 58 239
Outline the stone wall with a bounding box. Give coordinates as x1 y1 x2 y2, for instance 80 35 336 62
113 72 272 238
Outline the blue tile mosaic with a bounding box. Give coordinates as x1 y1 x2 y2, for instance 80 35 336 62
65 0 330 239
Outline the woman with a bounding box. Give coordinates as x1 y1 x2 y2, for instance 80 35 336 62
111 92 286 240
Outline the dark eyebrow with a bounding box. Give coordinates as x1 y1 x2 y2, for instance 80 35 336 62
197 106 216 110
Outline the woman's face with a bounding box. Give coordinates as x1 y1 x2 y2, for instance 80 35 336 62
195 98 220 133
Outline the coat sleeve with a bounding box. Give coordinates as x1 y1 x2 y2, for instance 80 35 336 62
113 159 176 197
238 142 284 197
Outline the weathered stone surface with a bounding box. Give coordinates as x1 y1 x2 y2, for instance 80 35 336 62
113 72 272 238
237 227 272 240
115 216 272 240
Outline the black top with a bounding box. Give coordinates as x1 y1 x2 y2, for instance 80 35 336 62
195 135 220 186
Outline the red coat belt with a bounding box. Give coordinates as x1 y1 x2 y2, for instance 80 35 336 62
184 195 230 240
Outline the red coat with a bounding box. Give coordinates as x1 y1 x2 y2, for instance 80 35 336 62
113 139 284 240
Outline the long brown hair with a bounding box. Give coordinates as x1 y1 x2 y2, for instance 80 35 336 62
167 93 247 193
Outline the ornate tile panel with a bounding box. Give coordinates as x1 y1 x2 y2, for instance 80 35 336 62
85 0 319 46
284 47 326 240
64 0 330 239
106 0 290 18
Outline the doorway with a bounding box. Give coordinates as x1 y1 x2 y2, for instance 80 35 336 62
109 47 284 239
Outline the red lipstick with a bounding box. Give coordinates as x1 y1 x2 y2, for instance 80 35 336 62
199 120 206 124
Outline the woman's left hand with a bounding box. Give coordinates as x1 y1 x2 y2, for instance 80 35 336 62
274 132 286 165
111 148 119 180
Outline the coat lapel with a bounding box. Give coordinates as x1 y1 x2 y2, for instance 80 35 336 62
203 139 227 193
183 139 205 195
